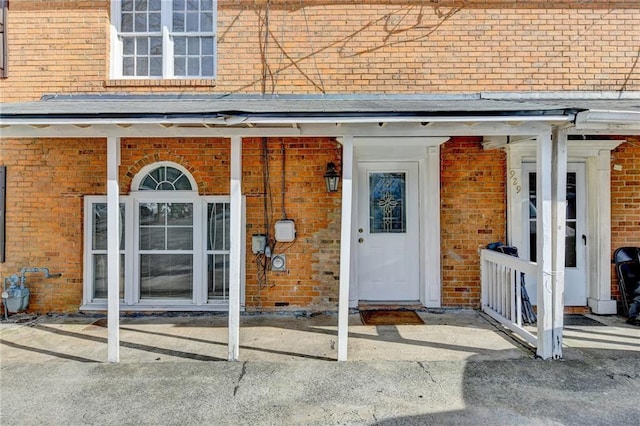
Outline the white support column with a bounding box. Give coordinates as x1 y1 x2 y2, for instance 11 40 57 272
535 131 553 360
337 136 354 361
587 150 616 314
107 137 121 363
551 129 568 359
228 136 242 361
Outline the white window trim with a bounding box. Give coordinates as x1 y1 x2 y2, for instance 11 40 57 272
132 161 199 192
109 0 218 80
81 194 245 312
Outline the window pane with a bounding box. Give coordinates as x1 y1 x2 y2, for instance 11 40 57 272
166 203 193 226
187 37 199 54
175 57 186 76
202 56 214 76
92 203 108 250
123 57 135 76
93 203 125 250
140 203 161 225
150 57 163 76
158 182 174 190
186 12 199 31
173 12 184 32
369 172 406 233
150 36 162 55
528 171 578 267
200 12 213 32
121 14 133 32
149 12 161 31
122 0 134 12
140 254 193 299
207 203 230 251
202 37 214 54
149 0 161 11
528 173 536 219
139 227 165 250
188 57 199 76
208 254 229 299
187 0 199 11
174 0 185 11
174 175 192 190
529 221 537 263
140 175 158 190
566 173 576 220
167 227 193 250
566 232 577 267
201 0 214 12
136 37 148 54
166 166 182 183
93 254 125 299
136 57 148 76
134 12 147 32
135 0 148 11
123 38 135 55
174 37 186 55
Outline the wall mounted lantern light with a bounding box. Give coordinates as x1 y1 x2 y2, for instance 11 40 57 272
323 162 340 192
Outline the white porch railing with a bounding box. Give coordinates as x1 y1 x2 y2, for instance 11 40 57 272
480 249 537 346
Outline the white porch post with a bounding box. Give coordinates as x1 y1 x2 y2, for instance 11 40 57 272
107 137 121 363
551 129 568 359
337 136 354 361
535 131 553 360
228 136 242 361
588 149 615 314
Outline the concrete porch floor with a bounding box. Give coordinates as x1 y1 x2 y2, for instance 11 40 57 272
1 309 638 364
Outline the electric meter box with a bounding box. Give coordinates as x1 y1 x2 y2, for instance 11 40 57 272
251 234 267 254
274 220 296 242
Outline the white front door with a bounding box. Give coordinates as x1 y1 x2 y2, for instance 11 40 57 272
523 163 587 306
357 162 420 301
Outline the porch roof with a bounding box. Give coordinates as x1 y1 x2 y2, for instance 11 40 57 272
1 91 639 137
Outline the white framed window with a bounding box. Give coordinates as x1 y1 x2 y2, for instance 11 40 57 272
110 0 217 79
82 163 243 311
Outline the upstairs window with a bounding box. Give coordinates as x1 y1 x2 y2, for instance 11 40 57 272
111 0 217 79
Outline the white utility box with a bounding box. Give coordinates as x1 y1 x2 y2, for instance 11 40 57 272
274 220 296 242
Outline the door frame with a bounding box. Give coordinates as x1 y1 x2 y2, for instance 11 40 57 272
356 161 420 301
521 162 587 306
348 137 448 308
505 139 625 314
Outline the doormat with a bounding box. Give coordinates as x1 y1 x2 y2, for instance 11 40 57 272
564 314 606 327
360 310 425 326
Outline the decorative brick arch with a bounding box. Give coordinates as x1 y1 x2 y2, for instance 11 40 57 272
123 154 206 193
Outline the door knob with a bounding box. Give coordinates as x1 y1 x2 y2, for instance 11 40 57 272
358 238 364 243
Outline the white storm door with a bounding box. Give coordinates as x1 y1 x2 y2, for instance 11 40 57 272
523 163 587 306
357 162 420 301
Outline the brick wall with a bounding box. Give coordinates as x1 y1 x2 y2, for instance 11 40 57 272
1 138 106 312
1 1 639 101
611 137 640 305
241 137 342 311
0 137 341 313
440 137 506 308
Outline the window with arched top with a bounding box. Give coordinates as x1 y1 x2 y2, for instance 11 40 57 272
132 162 198 192
83 161 241 312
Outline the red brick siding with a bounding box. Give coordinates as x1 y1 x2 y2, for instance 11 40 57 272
0 137 341 313
440 137 507 308
1 1 639 101
1 138 106 312
611 138 640 305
